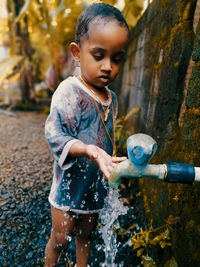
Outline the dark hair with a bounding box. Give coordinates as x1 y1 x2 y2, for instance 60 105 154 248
75 3 129 44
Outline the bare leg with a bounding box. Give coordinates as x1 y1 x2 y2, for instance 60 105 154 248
75 213 99 267
44 207 77 267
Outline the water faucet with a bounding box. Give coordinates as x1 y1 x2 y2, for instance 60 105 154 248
109 133 200 188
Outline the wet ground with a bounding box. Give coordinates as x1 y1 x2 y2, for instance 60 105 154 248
0 112 139 267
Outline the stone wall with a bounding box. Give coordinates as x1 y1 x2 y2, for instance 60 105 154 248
115 0 200 265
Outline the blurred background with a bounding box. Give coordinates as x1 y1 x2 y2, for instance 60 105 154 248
0 0 149 108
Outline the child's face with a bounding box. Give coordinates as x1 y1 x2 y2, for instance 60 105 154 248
72 21 128 90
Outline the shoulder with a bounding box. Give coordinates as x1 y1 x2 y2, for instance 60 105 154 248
55 76 80 96
52 76 83 103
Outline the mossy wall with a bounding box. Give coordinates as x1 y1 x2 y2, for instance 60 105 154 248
115 0 200 265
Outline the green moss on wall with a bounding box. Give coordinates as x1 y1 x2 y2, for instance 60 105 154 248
120 0 200 265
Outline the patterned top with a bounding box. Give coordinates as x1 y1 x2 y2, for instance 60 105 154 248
45 76 118 213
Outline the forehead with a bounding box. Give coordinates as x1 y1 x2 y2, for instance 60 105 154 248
83 21 128 51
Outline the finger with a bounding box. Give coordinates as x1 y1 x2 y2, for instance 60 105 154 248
112 156 127 162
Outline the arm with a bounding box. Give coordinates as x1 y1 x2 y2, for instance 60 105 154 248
45 82 82 169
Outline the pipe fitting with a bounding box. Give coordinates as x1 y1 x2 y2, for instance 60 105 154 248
108 133 200 188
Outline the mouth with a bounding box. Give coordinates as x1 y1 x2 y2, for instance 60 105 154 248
98 75 110 84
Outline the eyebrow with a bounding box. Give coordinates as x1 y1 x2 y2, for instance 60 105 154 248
90 47 125 54
90 47 106 53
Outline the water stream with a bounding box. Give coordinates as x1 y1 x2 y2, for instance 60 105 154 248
99 187 128 266
60 186 140 266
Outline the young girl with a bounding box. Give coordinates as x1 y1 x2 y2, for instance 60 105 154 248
44 3 129 266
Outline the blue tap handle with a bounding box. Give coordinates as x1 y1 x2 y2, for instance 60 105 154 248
127 134 157 166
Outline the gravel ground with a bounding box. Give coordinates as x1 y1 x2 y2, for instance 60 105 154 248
0 112 53 266
0 111 139 267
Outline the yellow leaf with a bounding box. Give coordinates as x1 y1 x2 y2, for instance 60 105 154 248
128 223 136 230
113 226 117 232
152 233 164 242
0 56 24 85
124 106 140 121
163 228 170 240
160 241 166 248
144 231 149 243
117 229 128 236
97 222 101 228
136 191 141 197
149 238 158 246
132 238 145 249
137 248 144 257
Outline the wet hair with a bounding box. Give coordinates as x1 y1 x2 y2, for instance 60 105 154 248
75 3 129 44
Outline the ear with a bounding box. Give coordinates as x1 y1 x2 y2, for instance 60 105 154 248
70 42 80 62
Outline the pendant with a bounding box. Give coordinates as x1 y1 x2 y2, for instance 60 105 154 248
104 107 109 121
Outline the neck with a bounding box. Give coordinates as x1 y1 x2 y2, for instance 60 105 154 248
79 75 109 102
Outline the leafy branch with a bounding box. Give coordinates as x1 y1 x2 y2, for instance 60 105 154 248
113 215 179 265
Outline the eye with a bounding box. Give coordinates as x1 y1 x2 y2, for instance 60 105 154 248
112 56 123 64
93 55 103 61
112 54 124 64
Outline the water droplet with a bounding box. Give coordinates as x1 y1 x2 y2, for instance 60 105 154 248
61 221 67 226
94 192 99 202
65 235 72 242
64 213 69 219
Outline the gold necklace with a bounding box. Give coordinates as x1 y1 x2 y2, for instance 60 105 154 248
79 75 116 156
79 76 111 122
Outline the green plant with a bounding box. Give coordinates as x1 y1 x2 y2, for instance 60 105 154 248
114 215 179 266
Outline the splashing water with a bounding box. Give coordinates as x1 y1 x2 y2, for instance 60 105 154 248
99 187 128 266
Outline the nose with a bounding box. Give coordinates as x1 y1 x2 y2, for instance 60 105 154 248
101 58 112 72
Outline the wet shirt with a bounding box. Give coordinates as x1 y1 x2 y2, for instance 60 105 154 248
45 76 118 213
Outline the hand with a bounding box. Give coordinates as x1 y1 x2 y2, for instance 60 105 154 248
86 145 127 180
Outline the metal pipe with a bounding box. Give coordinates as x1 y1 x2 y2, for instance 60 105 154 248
109 134 200 188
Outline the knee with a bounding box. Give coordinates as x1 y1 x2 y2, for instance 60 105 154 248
49 228 72 252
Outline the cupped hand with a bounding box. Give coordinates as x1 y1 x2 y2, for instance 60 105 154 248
86 145 127 180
